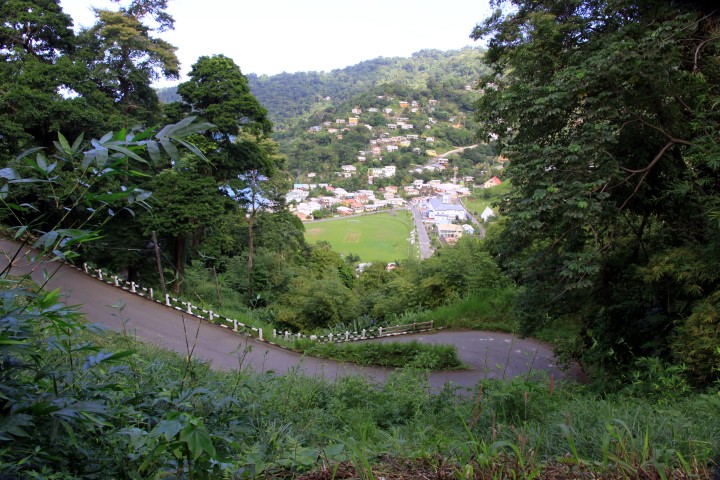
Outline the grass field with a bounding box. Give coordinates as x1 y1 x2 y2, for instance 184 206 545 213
305 210 415 263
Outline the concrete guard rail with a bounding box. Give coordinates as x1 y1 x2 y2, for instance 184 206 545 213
79 263 265 340
273 321 435 343
74 262 435 345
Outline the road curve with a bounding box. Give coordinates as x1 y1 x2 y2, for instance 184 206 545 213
1 238 571 392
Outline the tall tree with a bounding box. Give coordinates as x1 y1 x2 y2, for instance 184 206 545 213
77 5 179 124
473 0 720 384
177 55 287 301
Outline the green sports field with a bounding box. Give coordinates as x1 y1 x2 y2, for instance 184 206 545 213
305 210 416 263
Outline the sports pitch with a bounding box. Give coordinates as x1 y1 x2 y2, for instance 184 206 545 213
305 210 416 263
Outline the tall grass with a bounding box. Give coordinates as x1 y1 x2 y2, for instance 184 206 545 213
14 321 715 479
393 287 519 332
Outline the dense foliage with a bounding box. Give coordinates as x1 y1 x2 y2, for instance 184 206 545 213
473 0 720 387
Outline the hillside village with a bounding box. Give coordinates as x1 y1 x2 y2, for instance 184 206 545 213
284 90 506 244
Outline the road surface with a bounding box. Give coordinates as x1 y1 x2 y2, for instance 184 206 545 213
410 203 434 259
1 238 572 392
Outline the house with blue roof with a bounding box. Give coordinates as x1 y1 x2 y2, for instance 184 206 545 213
427 197 467 222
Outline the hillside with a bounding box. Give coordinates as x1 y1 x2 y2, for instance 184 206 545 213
158 47 498 188
157 47 487 127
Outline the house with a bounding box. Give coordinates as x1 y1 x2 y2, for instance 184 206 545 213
341 165 357 173
481 207 496 221
336 206 353 215
385 185 398 194
348 117 358 126
406 134 419 140
352 107 362 114
308 126 322 133
386 145 398 152
336 119 346 124
462 224 475 234
286 189 309 203
368 108 379 112
342 199 364 210
399 101 409 108
428 99 438 106
387 123 398 130
399 140 411 148
426 150 437 156
401 124 414 130
387 198 406 206
411 100 419 108
437 224 464 240
427 197 467 221
425 137 435 143
384 108 394 114
371 146 382 155
357 156 366 162
484 176 502 188
383 166 396 177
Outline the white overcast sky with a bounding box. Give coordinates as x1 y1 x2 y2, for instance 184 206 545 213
59 0 492 85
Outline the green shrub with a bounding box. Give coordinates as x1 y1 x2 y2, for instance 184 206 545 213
291 339 463 369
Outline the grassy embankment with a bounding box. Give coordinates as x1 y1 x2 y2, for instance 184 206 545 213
463 180 513 219
11 322 717 479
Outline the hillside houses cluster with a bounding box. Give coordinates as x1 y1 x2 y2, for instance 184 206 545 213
286 177 479 222
309 97 447 178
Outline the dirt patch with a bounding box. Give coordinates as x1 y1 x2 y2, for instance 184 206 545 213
345 232 360 242
307 228 323 235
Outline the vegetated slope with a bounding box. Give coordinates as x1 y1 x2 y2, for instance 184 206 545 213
156 47 488 127
246 47 487 125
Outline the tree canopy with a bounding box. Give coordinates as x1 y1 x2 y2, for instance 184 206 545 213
473 0 720 384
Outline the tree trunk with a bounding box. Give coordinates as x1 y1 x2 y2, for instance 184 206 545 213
174 235 185 294
247 217 254 303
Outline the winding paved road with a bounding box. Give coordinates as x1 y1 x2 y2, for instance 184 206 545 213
1 238 571 392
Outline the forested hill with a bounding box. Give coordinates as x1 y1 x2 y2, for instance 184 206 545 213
157 47 487 126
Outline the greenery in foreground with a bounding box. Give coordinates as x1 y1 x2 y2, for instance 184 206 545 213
0 285 717 478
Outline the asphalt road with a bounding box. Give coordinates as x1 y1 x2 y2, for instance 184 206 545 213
1 238 572 392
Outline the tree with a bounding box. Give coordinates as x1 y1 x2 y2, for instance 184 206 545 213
143 170 226 293
177 55 271 147
473 0 720 384
0 0 79 157
177 55 287 301
77 6 179 123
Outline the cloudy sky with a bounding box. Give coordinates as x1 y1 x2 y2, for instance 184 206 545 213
59 0 493 84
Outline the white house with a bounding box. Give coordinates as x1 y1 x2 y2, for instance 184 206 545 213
481 207 496 221
427 197 466 221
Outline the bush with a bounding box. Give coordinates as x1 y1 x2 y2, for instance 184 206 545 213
291 339 463 369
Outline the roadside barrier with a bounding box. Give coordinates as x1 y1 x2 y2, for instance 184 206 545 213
76 261 434 345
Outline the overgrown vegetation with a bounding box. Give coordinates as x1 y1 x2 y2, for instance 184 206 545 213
0 294 716 477
291 339 463 370
2 0 720 477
